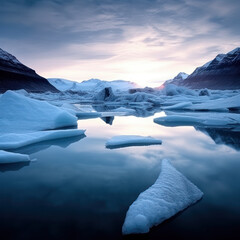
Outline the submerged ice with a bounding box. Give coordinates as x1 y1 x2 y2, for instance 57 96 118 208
122 159 203 234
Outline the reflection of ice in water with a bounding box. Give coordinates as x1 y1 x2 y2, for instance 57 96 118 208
195 127 240 151
1 112 240 240
0 161 30 172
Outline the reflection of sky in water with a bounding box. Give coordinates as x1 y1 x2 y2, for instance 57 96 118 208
0 114 240 239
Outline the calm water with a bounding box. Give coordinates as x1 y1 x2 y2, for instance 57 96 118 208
1 111 240 240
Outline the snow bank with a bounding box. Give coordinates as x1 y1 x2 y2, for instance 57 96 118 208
122 159 203 234
0 129 85 150
106 135 162 149
0 150 30 164
0 91 78 134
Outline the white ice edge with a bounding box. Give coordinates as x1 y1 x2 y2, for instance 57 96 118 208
0 129 86 150
0 150 30 164
106 135 162 148
122 159 203 235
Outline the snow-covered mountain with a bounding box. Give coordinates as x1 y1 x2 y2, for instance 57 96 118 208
48 78 139 93
161 72 189 87
164 47 240 90
0 48 58 93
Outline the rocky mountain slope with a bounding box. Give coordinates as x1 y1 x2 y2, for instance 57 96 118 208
162 72 189 87
163 47 240 90
0 48 58 93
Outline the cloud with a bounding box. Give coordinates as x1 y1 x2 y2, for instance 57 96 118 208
0 0 240 86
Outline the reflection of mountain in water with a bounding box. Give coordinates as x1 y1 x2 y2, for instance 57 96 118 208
196 127 240 151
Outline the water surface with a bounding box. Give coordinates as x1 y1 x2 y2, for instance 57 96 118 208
0 112 240 240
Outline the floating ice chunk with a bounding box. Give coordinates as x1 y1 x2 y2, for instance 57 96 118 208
106 135 162 149
161 84 197 96
60 103 79 115
61 103 102 119
0 91 77 134
162 102 193 110
94 87 116 101
154 112 240 127
76 112 102 119
190 94 240 111
0 129 85 150
122 159 203 235
0 150 30 164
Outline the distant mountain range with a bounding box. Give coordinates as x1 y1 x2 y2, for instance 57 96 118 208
163 47 240 89
48 78 139 93
162 72 189 86
0 48 57 93
1 46 240 93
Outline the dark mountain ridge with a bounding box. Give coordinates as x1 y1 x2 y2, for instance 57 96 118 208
163 47 240 90
0 48 58 93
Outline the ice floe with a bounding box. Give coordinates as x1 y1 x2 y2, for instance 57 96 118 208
188 94 240 111
0 150 30 164
122 159 203 234
0 129 85 150
154 112 240 127
106 135 162 149
0 90 78 134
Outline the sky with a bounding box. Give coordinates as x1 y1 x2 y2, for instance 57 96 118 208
1 0 240 87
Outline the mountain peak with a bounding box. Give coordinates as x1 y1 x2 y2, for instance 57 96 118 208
0 48 58 92
0 48 21 65
175 72 189 80
227 47 240 55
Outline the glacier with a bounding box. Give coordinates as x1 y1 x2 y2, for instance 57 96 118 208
122 159 203 234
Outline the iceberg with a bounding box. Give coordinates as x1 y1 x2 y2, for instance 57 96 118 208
106 135 162 149
122 159 203 235
0 150 30 164
0 129 85 150
0 91 78 134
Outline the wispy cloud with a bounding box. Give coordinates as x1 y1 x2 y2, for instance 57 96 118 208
0 0 240 86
